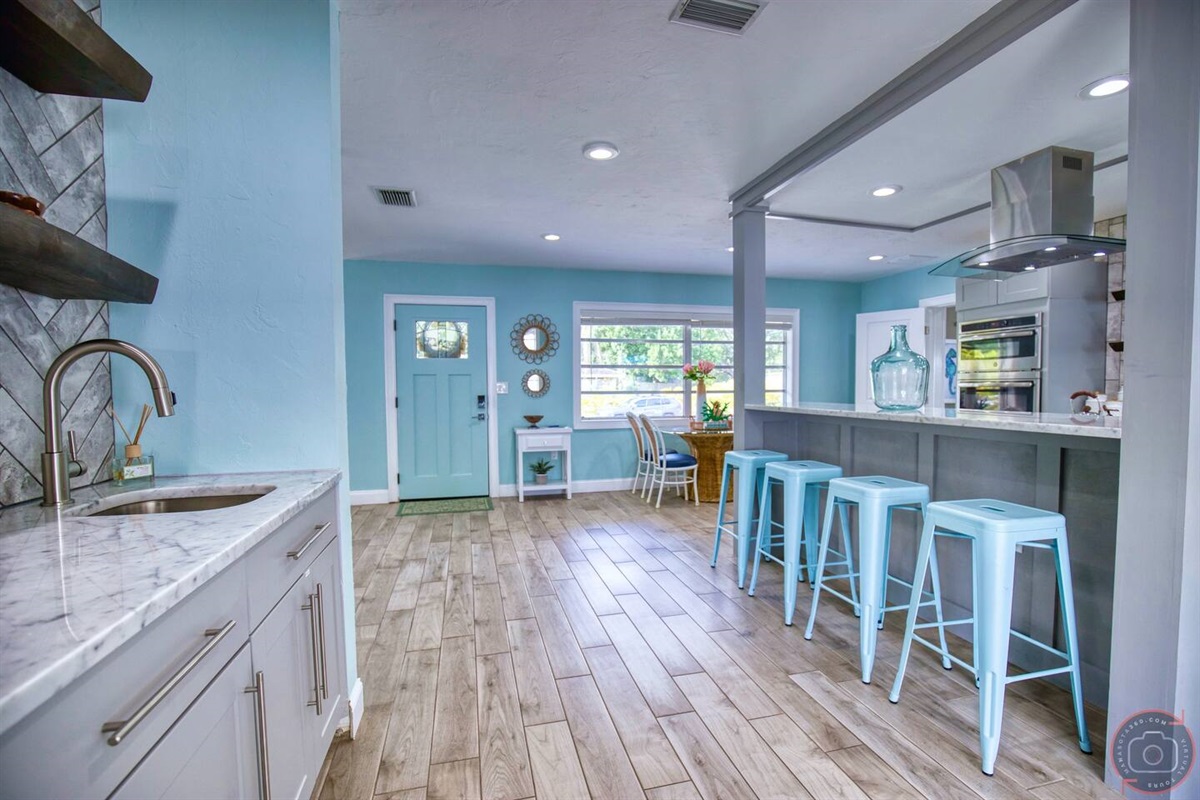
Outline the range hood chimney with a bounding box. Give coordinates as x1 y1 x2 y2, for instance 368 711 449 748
931 146 1125 278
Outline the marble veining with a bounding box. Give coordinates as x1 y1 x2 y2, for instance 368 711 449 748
745 402 1122 439
0 469 340 737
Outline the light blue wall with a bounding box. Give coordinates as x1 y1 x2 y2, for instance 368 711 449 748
345 260 861 491
860 265 957 312
103 0 355 686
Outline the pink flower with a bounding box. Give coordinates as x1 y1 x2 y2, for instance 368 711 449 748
697 360 715 374
682 362 693 373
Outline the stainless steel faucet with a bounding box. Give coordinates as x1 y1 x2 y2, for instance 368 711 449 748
42 339 176 506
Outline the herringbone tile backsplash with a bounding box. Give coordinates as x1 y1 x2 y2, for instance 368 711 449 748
0 0 115 507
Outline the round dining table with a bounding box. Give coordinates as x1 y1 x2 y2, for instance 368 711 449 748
664 428 734 503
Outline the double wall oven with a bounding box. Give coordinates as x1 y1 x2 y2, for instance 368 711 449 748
957 313 1041 414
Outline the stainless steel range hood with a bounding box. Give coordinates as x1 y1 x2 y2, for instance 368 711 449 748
931 146 1125 279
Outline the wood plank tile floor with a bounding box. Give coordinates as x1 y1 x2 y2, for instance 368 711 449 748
317 492 1118 800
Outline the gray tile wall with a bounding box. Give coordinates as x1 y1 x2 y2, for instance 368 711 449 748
0 0 115 507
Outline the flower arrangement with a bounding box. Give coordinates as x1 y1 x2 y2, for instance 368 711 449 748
682 360 715 382
702 400 730 423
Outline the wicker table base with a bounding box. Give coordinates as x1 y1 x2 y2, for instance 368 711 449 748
673 431 734 503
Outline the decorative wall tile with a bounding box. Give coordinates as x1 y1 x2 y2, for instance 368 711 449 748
0 9 112 507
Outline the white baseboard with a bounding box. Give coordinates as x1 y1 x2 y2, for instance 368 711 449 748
343 677 364 739
495 477 635 498
349 489 390 506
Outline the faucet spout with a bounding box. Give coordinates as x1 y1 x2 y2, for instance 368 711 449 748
42 339 175 507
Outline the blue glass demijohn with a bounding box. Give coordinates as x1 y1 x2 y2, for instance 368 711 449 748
871 324 930 410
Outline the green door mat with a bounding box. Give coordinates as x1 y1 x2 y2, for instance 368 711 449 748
397 497 494 517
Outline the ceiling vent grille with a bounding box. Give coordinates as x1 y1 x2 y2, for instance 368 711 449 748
375 188 417 207
669 0 764 35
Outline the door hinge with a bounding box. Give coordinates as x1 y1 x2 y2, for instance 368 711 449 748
396 473 401 484
393 320 397 331
395 397 399 408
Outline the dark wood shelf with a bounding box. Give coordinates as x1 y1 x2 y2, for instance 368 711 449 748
1108 340 1124 353
0 0 151 102
0 203 157 303
1112 289 1126 302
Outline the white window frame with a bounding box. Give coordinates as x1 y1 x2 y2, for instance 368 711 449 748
572 301 800 430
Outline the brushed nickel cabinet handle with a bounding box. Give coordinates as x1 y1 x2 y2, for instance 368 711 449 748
287 522 331 560
101 620 237 746
315 582 329 700
245 671 271 800
302 594 322 715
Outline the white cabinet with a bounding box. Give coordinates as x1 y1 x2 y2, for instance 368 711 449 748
514 427 572 501
0 487 346 800
956 278 998 310
996 268 1050 304
110 647 261 800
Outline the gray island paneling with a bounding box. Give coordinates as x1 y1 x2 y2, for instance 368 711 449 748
743 402 1120 708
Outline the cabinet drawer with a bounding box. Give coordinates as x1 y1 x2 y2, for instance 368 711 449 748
245 490 338 629
522 434 567 450
0 560 249 800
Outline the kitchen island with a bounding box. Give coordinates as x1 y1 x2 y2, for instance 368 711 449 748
743 402 1120 708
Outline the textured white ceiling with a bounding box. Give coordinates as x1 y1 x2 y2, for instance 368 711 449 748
340 0 1129 281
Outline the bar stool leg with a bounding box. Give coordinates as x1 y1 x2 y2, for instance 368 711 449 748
856 499 889 684
802 483 820 584
889 514 938 703
877 517 892 631
782 480 804 625
711 463 733 567
734 466 758 588
1053 532 1093 755
926 529 953 670
975 538 1017 776
747 476 772 597
838 502 860 612
804 493 839 640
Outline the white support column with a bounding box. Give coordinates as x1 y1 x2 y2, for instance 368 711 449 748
1106 1 1200 795
732 206 767 449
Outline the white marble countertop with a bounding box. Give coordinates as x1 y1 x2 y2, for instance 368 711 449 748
745 402 1122 439
0 469 340 738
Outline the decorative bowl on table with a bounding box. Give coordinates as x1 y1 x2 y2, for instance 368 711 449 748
523 415 544 428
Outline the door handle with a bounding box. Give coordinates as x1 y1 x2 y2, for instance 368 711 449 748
473 413 486 421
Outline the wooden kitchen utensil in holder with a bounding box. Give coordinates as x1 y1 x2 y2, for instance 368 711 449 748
110 403 155 483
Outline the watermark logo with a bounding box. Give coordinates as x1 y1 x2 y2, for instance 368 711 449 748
1111 710 1194 794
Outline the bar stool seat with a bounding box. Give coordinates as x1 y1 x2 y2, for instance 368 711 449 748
889 498 1092 776
805 475 951 685
711 449 789 588
747 460 844 625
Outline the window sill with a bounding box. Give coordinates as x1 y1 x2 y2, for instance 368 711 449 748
573 416 692 431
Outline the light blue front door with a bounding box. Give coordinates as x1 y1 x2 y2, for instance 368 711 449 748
396 304 489 499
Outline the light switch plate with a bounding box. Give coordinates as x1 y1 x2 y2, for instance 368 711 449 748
496 382 509 394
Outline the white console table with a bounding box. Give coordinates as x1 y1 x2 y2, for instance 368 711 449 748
515 426 572 501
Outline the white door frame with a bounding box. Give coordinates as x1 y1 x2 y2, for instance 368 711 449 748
383 294 499 502
920 293 957 407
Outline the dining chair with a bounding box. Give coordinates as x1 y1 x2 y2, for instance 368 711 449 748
639 414 699 508
625 411 652 496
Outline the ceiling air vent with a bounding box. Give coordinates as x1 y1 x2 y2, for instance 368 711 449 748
375 188 417 207
669 0 764 35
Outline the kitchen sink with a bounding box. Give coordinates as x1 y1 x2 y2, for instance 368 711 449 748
87 491 271 516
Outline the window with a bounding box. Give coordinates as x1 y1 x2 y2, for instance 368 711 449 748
573 302 799 428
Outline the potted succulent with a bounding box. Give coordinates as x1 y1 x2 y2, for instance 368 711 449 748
702 399 732 430
530 458 554 485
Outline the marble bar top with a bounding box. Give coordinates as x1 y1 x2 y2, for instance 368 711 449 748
745 402 1122 439
0 469 341 738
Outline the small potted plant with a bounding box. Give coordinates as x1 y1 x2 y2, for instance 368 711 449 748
702 399 732 430
530 458 554 485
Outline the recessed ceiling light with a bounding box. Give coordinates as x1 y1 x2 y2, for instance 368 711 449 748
871 185 902 197
582 142 620 161
1094 251 1106 257
868 255 885 261
1024 265 1037 271
726 247 735 252
1043 246 1058 252
1080 74 1129 99
542 233 561 241
979 261 990 267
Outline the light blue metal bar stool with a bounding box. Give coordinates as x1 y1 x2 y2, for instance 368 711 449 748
747 460 847 625
804 475 951 685
711 449 789 588
889 498 1091 776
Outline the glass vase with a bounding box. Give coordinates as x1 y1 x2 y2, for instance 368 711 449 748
870 325 929 410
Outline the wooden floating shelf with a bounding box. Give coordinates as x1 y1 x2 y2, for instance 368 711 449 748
1108 341 1124 352
0 0 152 102
1111 289 1126 302
0 203 157 303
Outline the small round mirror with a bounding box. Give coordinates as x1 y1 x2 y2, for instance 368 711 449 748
511 314 559 363
522 369 550 398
